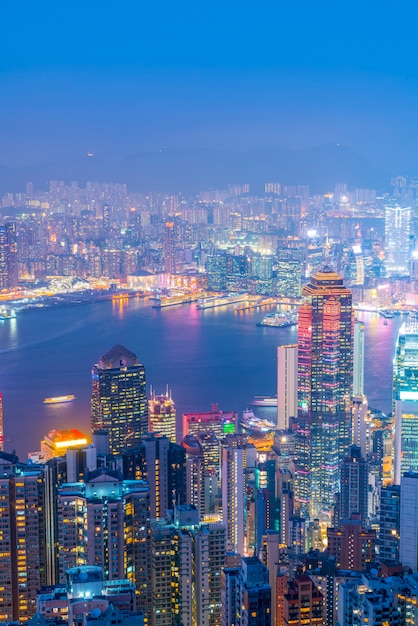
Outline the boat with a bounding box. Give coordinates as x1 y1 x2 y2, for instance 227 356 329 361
379 310 395 319
250 396 278 407
257 311 297 328
43 395 76 404
0 308 16 320
240 409 277 437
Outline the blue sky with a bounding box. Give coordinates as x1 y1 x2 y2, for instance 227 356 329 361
1 1 418 171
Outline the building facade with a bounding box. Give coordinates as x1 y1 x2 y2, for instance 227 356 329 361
295 267 353 520
91 345 148 454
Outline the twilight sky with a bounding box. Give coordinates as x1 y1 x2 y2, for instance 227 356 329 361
1 1 418 176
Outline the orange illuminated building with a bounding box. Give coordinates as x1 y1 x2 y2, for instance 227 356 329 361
41 428 89 460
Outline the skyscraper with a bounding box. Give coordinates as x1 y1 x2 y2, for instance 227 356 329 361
295 267 353 520
393 320 418 483
339 445 369 525
384 204 411 271
400 471 418 571
277 344 298 430
148 390 176 443
0 452 46 621
378 484 400 564
164 221 176 274
91 345 148 454
353 320 365 397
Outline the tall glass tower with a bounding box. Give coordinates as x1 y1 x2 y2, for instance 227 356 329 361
295 267 353 521
91 344 148 454
393 321 418 483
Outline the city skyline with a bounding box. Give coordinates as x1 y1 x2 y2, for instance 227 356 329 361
3 3 418 622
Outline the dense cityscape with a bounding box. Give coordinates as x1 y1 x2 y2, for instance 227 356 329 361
0 174 416 625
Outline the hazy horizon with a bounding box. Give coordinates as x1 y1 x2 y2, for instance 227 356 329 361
2 1 418 184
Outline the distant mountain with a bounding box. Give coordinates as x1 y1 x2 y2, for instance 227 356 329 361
0 144 389 196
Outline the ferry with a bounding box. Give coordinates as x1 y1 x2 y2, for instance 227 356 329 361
379 310 395 319
0 308 16 321
43 395 76 405
256 311 297 328
240 409 277 437
250 396 277 407
197 293 248 310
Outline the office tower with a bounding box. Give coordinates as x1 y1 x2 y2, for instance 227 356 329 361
378 484 400 564
277 345 298 430
221 434 256 556
351 396 371 458
339 446 369 525
148 390 176 443
283 575 325 626
400 471 418 571
183 405 237 440
384 203 411 270
164 221 176 274
327 516 376 570
276 250 303 298
206 250 228 291
393 320 418 483
353 320 365 397
91 345 148 454
349 244 365 286
395 401 418 483
41 429 89 460
295 267 353 520
167 442 187 509
0 451 46 621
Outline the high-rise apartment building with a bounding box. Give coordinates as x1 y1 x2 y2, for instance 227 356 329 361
0 451 46 621
150 506 226 626
283 575 324 626
327 516 376 571
55 468 151 616
0 222 18 290
91 345 148 454
295 267 353 520
221 434 256 556
339 445 369 525
378 484 400 564
164 221 176 274
221 556 271 626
